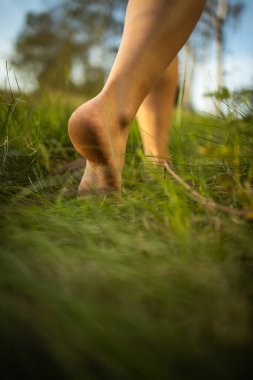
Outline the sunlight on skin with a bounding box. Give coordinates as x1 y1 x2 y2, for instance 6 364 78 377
68 0 206 196
137 56 179 164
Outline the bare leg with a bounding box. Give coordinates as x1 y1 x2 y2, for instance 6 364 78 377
68 0 206 195
137 56 179 164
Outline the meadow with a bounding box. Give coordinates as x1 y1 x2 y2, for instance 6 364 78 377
0 89 253 379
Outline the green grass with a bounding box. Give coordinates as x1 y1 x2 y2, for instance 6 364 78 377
0 90 253 379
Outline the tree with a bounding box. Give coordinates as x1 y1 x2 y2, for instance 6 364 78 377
201 0 245 89
181 0 245 109
13 0 127 94
181 41 196 110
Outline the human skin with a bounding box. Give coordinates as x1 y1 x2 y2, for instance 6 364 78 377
137 56 179 164
68 0 206 195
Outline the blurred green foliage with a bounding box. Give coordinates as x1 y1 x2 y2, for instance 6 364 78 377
13 0 127 95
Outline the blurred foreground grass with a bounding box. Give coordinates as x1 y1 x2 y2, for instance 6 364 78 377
0 90 253 379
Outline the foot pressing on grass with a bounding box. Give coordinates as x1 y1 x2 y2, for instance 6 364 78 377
68 93 132 195
68 0 206 195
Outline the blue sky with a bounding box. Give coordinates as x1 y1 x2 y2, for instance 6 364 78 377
0 0 252 110
0 0 56 54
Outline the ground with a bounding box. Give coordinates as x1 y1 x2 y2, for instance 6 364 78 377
0 90 253 379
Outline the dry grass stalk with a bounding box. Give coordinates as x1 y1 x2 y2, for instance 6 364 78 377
164 161 253 221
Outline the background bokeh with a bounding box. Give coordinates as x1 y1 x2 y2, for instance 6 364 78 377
0 0 252 111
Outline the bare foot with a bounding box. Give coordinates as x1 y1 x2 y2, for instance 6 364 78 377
68 93 132 196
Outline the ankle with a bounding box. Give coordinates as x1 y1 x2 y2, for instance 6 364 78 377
100 87 136 128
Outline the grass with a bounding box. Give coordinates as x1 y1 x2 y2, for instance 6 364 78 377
0 89 253 379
